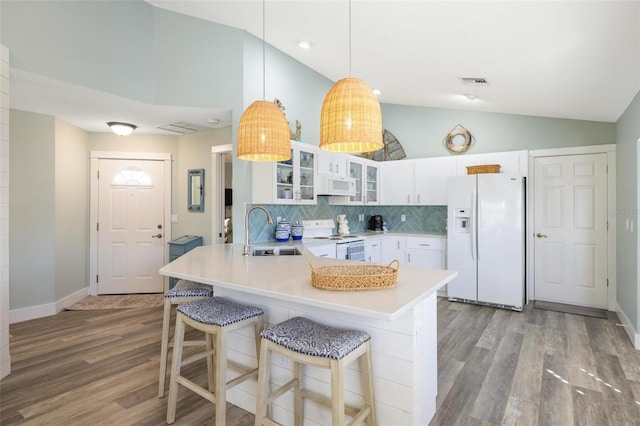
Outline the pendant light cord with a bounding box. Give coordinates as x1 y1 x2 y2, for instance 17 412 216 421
262 0 266 100
348 0 352 77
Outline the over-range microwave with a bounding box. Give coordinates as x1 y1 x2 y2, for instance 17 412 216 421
316 173 356 197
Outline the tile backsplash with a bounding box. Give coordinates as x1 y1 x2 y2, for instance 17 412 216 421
247 197 446 242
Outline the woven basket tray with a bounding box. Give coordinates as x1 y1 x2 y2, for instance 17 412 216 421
310 260 399 291
466 164 501 174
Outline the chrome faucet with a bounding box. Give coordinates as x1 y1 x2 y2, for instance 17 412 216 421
243 205 274 256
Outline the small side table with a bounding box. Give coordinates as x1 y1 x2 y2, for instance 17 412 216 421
167 235 203 289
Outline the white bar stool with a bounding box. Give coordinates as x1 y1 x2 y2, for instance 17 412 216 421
158 280 214 398
255 316 376 426
166 297 264 425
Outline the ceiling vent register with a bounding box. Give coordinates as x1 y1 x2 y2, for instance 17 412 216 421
459 77 490 86
157 122 214 134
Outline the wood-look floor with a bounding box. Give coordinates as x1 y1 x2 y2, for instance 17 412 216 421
1 299 639 425
432 298 640 426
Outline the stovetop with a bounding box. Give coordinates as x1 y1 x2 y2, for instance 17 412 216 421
311 235 362 241
301 219 363 241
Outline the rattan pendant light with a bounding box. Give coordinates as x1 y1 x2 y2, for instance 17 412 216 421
237 0 291 162
320 0 383 153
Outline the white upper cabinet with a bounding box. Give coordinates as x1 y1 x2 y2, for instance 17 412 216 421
252 141 318 204
414 157 456 205
454 150 527 176
381 150 526 205
380 159 415 205
317 151 348 178
381 157 455 205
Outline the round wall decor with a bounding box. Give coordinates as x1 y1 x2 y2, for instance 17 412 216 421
444 124 474 154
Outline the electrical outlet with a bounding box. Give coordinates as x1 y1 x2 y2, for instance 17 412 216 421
401 214 406 222
275 354 288 368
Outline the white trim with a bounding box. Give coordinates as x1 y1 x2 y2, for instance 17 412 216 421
10 287 88 324
211 144 233 244
88 151 172 295
529 144 616 158
616 303 640 350
89 151 171 161
527 144 616 309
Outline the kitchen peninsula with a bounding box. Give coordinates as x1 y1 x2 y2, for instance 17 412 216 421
159 243 457 425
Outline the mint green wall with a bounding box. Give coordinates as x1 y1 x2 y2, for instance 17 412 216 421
381 104 615 159
235 33 334 243
1 0 155 103
9 110 56 309
54 118 88 301
616 90 640 331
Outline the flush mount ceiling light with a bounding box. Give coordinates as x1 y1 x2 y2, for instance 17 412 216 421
298 40 312 49
237 0 290 162
107 122 137 136
319 0 383 154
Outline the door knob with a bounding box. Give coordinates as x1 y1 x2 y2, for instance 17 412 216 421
536 233 547 238
152 233 163 239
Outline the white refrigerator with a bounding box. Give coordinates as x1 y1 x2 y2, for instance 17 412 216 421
447 174 525 311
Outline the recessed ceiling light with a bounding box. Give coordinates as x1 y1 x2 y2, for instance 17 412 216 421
298 40 312 49
372 88 381 96
464 93 478 101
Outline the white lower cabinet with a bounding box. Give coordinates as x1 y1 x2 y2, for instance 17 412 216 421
381 236 405 266
405 236 445 269
365 237 382 263
307 243 336 258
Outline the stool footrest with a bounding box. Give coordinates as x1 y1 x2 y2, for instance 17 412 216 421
175 376 217 404
300 389 361 418
266 378 299 405
180 348 215 367
226 366 258 389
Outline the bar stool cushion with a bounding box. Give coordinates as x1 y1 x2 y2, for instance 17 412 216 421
165 280 213 298
177 297 264 326
261 316 371 360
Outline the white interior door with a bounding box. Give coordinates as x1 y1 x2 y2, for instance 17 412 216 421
534 154 608 308
97 159 165 294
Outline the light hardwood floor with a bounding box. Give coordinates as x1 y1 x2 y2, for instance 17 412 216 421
1 299 639 425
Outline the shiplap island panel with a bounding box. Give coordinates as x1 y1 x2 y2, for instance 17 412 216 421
159 243 457 425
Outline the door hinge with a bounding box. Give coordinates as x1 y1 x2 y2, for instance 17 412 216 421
97 170 99 179
607 278 609 287
96 222 99 232
96 274 99 283
607 221 609 231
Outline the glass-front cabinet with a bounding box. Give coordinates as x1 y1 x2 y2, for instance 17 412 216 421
252 141 317 204
335 159 379 205
365 163 379 205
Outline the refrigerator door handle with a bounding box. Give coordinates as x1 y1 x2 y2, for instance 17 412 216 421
471 190 477 261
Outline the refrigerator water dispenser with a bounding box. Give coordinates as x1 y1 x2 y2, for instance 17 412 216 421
454 208 470 233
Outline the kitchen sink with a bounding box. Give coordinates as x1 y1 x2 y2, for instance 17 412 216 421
251 247 302 256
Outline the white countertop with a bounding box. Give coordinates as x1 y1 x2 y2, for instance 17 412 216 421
159 243 456 321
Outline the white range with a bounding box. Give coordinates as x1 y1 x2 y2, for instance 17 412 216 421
301 219 366 261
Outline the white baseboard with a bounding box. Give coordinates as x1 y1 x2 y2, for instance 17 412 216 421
616 303 640 350
9 287 88 324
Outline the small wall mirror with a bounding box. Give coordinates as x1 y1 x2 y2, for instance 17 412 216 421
188 169 204 212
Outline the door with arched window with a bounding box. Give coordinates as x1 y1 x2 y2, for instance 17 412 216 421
96 159 166 294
